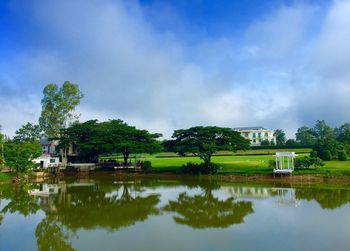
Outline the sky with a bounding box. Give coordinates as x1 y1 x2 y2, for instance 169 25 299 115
0 0 349 138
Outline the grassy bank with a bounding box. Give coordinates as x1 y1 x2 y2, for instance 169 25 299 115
144 154 350 176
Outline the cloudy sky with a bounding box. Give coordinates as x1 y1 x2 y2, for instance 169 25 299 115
0 0 349 138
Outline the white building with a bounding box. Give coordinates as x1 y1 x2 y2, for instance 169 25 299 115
33 155 60 169
234 126 276 146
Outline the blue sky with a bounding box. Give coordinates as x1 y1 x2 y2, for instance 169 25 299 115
0 0 349 138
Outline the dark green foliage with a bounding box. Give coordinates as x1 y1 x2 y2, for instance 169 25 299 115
260 139 270 146
294 156 324 169
337 150 347 161
171 126 250 166
60 119 161 163
285 139 298 145
268 159 276 168
3 141 42 173
141 161 152 171
296 126 316 145
13 122 42 142
273 129 286 145
310 150 318 158
180 162 219 175
335 123 350 143
317 149 332 161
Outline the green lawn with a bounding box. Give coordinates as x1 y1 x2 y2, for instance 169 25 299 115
145 154 350 176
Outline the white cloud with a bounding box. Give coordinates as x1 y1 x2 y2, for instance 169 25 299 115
1 0 350 139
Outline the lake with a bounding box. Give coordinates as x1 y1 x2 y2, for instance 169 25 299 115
1 177 350 251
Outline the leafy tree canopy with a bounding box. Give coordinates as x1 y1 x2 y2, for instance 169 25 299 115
14 122 42 142
39 81 83 138
3 141 42 173
296 126 316 145
274 129 286 145
170 126 250 165
60 119 162 163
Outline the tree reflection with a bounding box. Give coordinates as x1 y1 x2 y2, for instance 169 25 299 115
164 182 254 229
295 188 350 209
0 183 40 217
29 181 159 232
36 216 75 251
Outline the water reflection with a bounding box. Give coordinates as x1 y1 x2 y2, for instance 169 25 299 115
164 183 254 229
1 178 350 251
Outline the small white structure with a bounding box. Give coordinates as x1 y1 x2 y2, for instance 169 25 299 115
33 155 60 169
274 152 295 175
29 184 60 196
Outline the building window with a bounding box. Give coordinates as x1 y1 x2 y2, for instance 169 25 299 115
253 139 256 143
258 132 261 138
50 159 56 163
244 132 249 137
265 132 268 137
252 133 256 138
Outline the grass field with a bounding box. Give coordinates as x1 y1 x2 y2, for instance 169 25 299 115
144 154 350 176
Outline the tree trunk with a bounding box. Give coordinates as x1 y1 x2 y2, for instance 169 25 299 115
123 150 129 165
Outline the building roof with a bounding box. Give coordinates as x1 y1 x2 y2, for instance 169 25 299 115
234 126 267 131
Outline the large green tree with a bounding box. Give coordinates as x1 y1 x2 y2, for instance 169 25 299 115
335 123 350 144
313 120 334 140
61 119 161 163
39 81 83 138
13 122 42 142
3 141 42 174
295 126 316 145
0 126 5 167
274 129 286 145
170 126 250 165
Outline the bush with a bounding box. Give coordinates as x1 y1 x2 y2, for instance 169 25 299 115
318 150 332 161
141 161 152 171
310 150 318 158
337 150 347 161
180 162 219 175
294 156 324 169
261 139 270 146
268 159 276 168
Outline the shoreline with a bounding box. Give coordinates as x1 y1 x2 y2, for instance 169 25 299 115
27 170 350 187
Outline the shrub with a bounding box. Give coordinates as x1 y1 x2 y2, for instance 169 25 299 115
268 159 276 168
261 139 270 146
310 150 318 158
295 156 324 169
180 162 219 175
318 150 332 161
337 150 347 161
141 161 152 171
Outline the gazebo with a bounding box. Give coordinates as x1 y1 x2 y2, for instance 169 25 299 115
274 152 296 175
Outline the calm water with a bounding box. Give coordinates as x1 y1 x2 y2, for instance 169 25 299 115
1 177 350 251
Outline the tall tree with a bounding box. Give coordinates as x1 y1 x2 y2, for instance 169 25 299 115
0 125 5 167
335 123 350 144
171 126 250 165
296 126 316 145
313 120 334 140
39 81 83 137
13 122 42 142
274 129 286 145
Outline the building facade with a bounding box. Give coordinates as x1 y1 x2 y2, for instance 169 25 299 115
234 126 276 146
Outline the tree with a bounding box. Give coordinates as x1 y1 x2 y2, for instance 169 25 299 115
335 123 350 144
60 119 162 163
274 129 286 145
13 122 42 142
296 126 316 145
0 126 5 167
285 139 298 146
171 126 250 165
3 141 42 174
39 81 83 138
260 139 270 146
313 120 334 140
